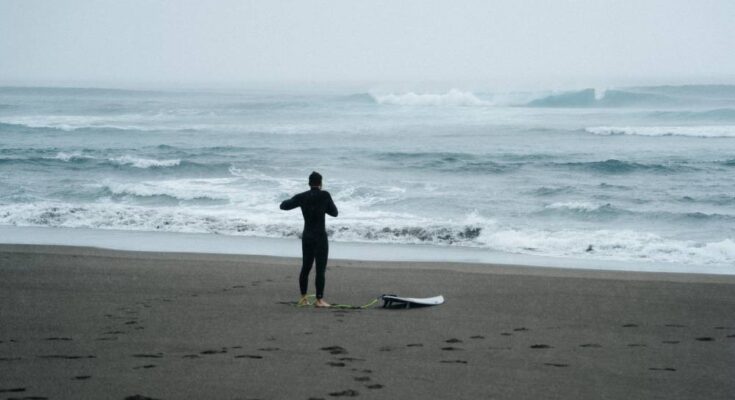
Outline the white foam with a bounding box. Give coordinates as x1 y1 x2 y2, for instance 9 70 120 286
545 202 606 212
371 89 489 107
109 155 180 168
0 115 155 131
586 125 735 138
1 200 732 268
52 151 91 162
100 178 239 201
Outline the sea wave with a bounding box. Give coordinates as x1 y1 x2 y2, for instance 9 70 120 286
0 150 220 172
526 88 676 108
374 151 517 173
370 89 489 106
1 202 733 265
525 85 735 108
554 159 691 174
108 155 181 168
98 178 240 202
541 201 735 224
585 126 735 138
647 108 735 121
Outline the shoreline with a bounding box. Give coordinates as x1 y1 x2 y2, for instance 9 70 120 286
3 243 735 284
2 225 733 275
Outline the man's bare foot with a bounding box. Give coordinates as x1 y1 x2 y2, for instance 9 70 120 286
314 299 331 308
297 296 310 306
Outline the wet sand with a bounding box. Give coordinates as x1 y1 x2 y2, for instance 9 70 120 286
1 244 734 400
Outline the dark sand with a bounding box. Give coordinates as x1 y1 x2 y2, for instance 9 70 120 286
1 244 734 400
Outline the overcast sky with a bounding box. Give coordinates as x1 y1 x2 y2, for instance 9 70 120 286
1 0 734 90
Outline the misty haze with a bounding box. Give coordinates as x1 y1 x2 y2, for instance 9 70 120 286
1 1 734 400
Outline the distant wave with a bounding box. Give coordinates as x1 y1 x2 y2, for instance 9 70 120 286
108 155 180 168
374 151 516 173
647 108 735 121
0 115 203 133
0 151 221 172
541 202 735 224
629 84 735 98
524 85 735 108
554 159 692 174
545 201 614 212
99 178 238 202
585 126 735 138
52 152 183 169
526 88 677 108
529 186 575 196
370 89 489 106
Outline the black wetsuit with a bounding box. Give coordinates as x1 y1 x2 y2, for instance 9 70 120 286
280 188 338 299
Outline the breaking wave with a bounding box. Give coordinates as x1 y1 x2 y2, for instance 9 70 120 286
370 89 489 106
585 126 735 138
647 108 735 121
108 155 181 168
1 202 733 265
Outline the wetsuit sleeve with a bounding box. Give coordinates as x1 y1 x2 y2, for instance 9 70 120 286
280 194 301 210
325 192 338 217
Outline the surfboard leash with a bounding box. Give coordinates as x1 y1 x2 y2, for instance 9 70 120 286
293 294 379 309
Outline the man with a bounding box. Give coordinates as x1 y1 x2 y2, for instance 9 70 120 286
280 171 338 308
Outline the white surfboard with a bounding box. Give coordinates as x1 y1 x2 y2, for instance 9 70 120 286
381 294 444 308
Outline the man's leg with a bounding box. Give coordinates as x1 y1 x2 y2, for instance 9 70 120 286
314 238 329 300
300 238 316 297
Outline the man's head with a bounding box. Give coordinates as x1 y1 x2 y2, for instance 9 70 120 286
309 171 322 188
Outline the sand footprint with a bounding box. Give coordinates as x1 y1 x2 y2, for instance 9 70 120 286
321 346 348 355
327 361 346 367
0 388 26 393
132 353 163 358
328 389 359 397
200 348 228 355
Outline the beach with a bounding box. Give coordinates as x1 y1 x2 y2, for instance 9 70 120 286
1 244 734 400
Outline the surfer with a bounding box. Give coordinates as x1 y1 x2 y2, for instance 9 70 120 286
280 171 338 308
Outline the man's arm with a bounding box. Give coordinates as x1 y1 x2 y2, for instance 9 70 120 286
325 192 338 217
280 194 301 210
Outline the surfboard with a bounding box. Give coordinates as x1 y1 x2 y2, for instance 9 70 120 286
380 294 444 309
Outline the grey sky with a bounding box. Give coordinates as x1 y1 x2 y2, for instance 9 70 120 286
1 0 734 89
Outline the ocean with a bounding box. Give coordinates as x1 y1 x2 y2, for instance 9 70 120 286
1 85 734 271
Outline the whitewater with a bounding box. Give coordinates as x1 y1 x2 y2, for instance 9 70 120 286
1 85 734 271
